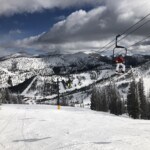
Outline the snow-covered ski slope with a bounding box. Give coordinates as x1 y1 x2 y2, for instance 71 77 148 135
0 104 150 150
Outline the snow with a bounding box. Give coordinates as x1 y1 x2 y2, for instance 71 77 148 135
143 77 150 97
0 67 15 76
0 104 150 150
21 76 37 96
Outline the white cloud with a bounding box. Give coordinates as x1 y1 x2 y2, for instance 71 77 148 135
0 0 101 16
1 0 150 55
38 6 107 43
34 0 150 52
9 29 22 35
0 47 13 57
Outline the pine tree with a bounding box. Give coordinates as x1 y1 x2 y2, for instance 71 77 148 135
90 87 97 110
109 87 118 115
108 82 123 115
138 78 148 119
90 87 108 112
101 88 109 112
7 76 13 87
11 61 18 72
148 102 150 119
91 82 124 115
117 99 124 115
0 90 2 105
127 80 140 119
98 88 108 112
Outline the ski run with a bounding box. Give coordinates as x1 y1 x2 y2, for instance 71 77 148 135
0 104 150 150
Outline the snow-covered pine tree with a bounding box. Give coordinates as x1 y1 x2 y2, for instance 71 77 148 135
0 90 2 105
108 82 123 115
108 84 118 115
146 88 150 119
90 87 97 110
127 80 140 119
91 82 124 115
148 102 150 119
98 88 108 112
90 86 108 112
11 61 18 72
138 78 148 119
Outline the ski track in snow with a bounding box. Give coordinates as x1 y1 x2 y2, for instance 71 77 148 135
0 104 150 150
22 76 37 95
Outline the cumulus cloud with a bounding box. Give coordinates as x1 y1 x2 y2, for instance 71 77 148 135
37 7 107 44
34 1 150 52
0 0 101 16
2 0 150 55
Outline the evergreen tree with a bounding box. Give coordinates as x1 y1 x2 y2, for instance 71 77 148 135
108 82 123 115
98 88 108 112
109 87 118 115
0 90 2 105
117 99 124 115
11 61 18 72
138 78 148 119
147 102 150 119
90 87 108 112
127 80 140 119
0 88 23 104
146 89 150 119
101 88 109 112
90 82 124 115
7 76 13 87
90 87 97 110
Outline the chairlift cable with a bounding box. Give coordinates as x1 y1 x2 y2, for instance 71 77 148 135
118 20 150 42
98 13 150 54
128 33 150 49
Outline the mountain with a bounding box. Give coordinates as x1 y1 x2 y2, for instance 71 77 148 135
0 52 150 105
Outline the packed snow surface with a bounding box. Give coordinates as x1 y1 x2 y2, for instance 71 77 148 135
0 105 150 150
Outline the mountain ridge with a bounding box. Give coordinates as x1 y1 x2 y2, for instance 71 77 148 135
0 52 150 104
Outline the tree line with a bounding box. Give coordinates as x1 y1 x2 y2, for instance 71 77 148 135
91 77 150 120
0 88 23 104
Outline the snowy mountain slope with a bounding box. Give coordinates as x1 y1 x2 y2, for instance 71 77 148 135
20 69 116 103
0 52 106 72
0 52 110 87
0 67 15 76
8 76 36 93
0 104 150 150
0 52 108 87
0 52 150 104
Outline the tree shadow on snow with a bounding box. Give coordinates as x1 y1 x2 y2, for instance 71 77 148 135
13 137 51 143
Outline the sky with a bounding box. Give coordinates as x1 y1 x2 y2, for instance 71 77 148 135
0 0 150 56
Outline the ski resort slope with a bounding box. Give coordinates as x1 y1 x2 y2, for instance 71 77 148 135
0 105 150 150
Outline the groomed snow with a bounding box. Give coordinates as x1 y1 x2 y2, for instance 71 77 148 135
0 104 150 150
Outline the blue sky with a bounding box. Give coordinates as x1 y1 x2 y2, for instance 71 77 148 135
0 5 94 38
0 0 150 56
0 6 92 41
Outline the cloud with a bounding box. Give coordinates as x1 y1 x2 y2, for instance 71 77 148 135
0 0 101 16
0 47 14 57
9 29 22 35
37 7 107 44
35 0 150 51
1 0 150 55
